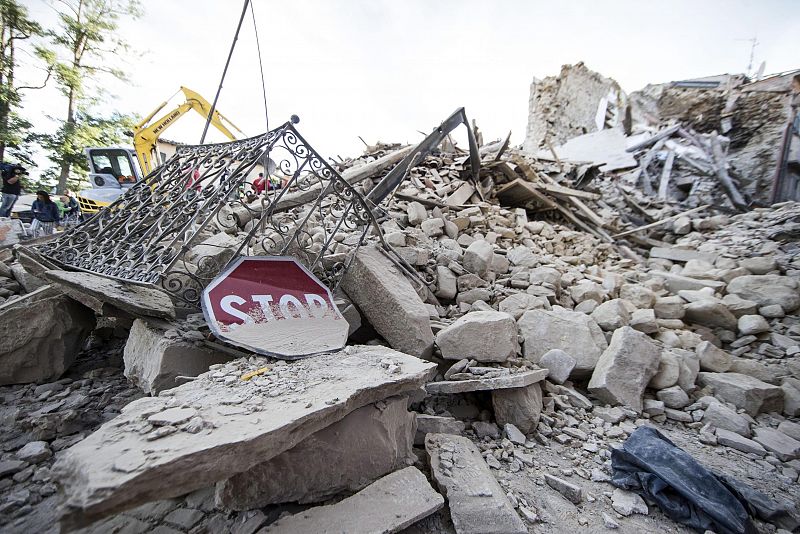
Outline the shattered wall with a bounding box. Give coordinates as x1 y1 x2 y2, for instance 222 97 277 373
629 71 799 202
727 90 792 198
652 87 725 133
523 62 626 152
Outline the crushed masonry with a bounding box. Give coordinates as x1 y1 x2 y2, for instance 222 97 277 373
0 61 799 534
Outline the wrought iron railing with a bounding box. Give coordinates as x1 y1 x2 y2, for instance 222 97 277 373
34 121 383 308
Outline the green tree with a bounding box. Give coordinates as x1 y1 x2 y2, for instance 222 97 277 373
37 109 135 191
44 0 142 193
0 0 52 164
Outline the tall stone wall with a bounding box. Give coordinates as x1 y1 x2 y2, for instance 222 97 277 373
523 62 625 152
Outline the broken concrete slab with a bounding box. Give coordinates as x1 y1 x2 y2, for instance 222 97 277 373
492 383 542 434
654 272 726 293
715 429 767 456
54 345 437 529
258 467 443 534
588 326 661 413
539 128 637 171
783 378 800 417
0 295 95 386
726 274 800 312
0 218 23 247
684 300 738 330
124 319 234 395
702 402 751 437
10 262 47 292
498 293 549 320
462 240 494 277
695 341 732 373
425 368 547 394
341 246 434 359
425 433 526 534
538 349 576 384
590 298 631 331
44 270 175 320
544 473 584 504
415 414 466 445
216 395 415 509
697 372 784 416
610 488 648 516
517 307 608 376
435 311 519 362
752 428 800 462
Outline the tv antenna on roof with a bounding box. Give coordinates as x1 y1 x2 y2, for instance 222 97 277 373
735 36 758 77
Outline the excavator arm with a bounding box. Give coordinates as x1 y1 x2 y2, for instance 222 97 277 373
133 86 246 175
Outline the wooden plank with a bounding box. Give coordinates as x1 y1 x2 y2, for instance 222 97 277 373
534 169 609 228
626 124 680 153
553 201 613 243
710 133 748 210
612 204 710 238
444 182 476 206
568 196 608 228
658 150 676 200
545 138 564 173
495 179 548 208
492 130 512 162
274 145 413 213
539 183 601 200
394 192 449 209
638 137 667 195
615 185 655 222
510 156 611 231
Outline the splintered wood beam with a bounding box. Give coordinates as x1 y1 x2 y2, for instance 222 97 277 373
658 150 676 200
710 133 748 211
626 124 680 153
612 204 711 238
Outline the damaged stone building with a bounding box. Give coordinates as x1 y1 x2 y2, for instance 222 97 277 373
1 62 800 534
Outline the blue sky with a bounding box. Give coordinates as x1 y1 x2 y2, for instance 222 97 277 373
15 0 800 176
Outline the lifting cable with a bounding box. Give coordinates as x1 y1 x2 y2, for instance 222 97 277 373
250 0 270 133
200 0 250 144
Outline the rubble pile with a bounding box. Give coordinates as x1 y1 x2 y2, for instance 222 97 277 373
0 62 799 534
0 250 38 306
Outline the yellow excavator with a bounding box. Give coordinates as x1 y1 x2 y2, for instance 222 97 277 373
77 86 245 215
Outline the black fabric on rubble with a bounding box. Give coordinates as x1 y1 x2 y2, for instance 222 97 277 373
610 426 797 534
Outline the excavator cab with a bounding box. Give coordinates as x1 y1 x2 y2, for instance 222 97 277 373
77 86 244 216
78 148 144 214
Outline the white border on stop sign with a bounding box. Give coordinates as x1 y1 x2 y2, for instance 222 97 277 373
201 256 347 359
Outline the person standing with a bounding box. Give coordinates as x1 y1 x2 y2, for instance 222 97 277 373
0 165 25 218
252 172 266 195
31 190 60 236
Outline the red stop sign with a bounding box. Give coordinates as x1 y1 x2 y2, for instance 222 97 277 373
202 257 348 359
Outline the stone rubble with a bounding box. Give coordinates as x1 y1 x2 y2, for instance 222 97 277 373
1 63 800 534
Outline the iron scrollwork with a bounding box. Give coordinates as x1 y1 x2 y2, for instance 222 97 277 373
34 121 383 308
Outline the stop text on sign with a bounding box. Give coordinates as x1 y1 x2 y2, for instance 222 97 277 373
201 256 348 359
219 292 335 326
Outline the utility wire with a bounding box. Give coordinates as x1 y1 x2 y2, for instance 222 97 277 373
200 0 250 144
250 0 270 132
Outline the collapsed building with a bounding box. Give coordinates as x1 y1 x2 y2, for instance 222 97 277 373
525 63 800 208
0 63 799 534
